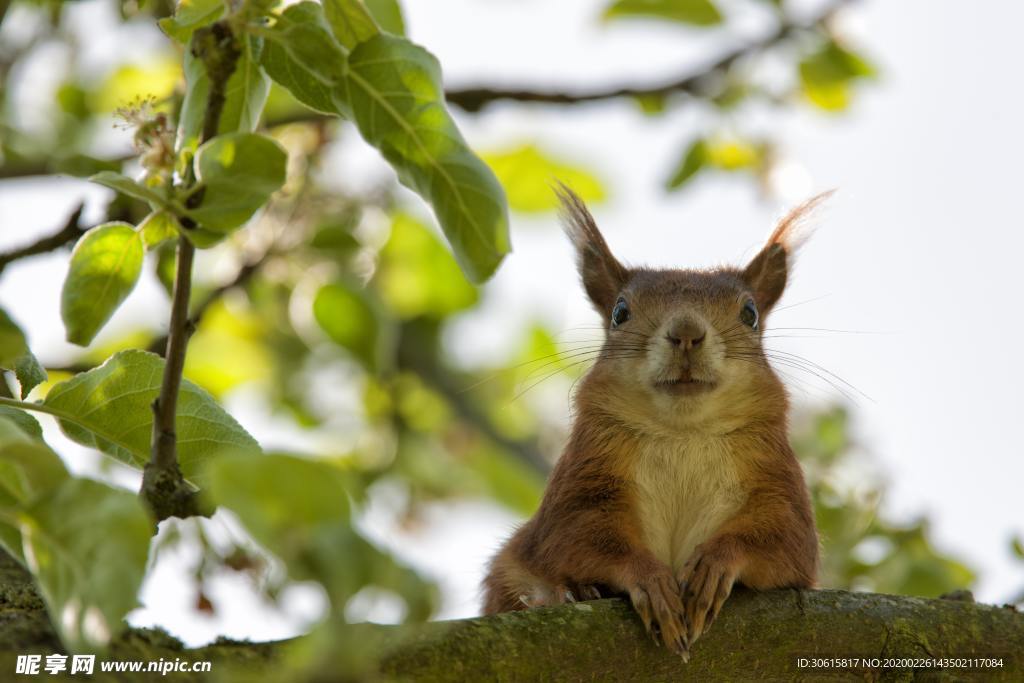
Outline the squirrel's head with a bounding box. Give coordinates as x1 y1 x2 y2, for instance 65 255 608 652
558 185 831 433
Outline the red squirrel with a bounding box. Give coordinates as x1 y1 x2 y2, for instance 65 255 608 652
482 186 824 659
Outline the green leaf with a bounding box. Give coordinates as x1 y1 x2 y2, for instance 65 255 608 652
603 0 723 26
666 137 764 190
187 132 287 233
42 350 259 482
203 452 351 593
666 138 707 189
159 0 225 44
138 211 180 250
313 281 387 370
0 414 68 563
343 34 510 282
375 214 477 318
178 35 271 152
483 144 606 213
20 478 152 651
13 352 47 399
0 308 29 366
1012 535 1024 561
365 0 405 35
154 241 177 297
261 3 349 115
89 171 172 210
799 40 876 112
60 223 144 346
323 0 380 49
0 408 43 441
704 137 763 170
203 452 435 617
0 415 68 505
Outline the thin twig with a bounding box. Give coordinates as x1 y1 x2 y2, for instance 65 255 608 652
0 203 85 276
142 21 241 521
443 0 851 112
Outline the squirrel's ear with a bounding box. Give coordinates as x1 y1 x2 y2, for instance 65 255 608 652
743 191 833 313
556 183 629 315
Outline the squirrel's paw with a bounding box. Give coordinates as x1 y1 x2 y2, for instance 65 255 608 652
678 544 738 648
628 571 690 659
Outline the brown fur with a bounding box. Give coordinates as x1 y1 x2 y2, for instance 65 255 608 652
482 188 826 658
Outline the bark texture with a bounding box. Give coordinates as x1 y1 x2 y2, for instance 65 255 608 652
0 552 1020 681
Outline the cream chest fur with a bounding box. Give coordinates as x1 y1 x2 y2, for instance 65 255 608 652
631 434 747 572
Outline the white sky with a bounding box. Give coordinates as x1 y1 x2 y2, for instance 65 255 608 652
0 0 1022 646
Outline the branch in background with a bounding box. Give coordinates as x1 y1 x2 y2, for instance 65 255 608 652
411 357 552 474
395 320 553 474
141 22 241 522
443 0 852 112
0 0 849 181
0 203 85 276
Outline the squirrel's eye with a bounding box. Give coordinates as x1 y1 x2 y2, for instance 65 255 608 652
611 298 630 327
740 299 759 329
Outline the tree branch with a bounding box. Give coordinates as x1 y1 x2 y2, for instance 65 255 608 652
0 203 85 276
0 0 852 183
443 0 852 112
0 547 1020 681
141 22 241 522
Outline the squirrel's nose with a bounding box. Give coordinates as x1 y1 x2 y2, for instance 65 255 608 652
666 320 706 350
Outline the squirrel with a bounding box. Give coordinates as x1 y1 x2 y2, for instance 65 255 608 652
481 186 824 659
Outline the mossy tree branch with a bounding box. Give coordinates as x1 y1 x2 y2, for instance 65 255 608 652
0 549 1019 681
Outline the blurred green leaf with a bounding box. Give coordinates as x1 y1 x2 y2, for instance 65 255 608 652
94 59 181 113
0 415 68 506
60 222 144 346
154 241 177 296
323 0 380 49
0 408 43 441
184 300 273 396
42 350 260 482
604 0 722 26
159 0 225 44
365 0 405 35
799 40 876 112
483 144 606 213
310 214 362 258
52 154 122 178
178 36 270 152
203 452 431 613
666 136 765 190
375 214 477 318
13 352 47 399
0 414 68 564
138 211 180 250
666 138 707 189
20 478 152 651
705 137 763 170
0 308 29 369
314 281 388 370
187 132 287 233
90 171 172 210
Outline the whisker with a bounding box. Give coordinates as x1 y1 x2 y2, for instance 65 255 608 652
511 351 647 402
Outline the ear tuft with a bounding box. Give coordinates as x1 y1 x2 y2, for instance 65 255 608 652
765 189 835 252
554 181 628 315
744 190 834 314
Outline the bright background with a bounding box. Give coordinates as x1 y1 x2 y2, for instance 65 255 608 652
1 0 1022 646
